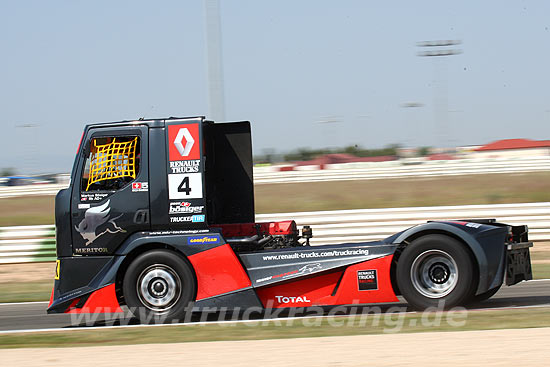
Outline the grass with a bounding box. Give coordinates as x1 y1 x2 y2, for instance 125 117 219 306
533 264 550 279
254 172 550 213
0 279 53 303
0 308 549 349
0 196 54 226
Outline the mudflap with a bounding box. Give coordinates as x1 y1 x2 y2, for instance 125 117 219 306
505 242 533 286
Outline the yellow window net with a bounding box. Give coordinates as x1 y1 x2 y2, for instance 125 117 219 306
86 137 138 191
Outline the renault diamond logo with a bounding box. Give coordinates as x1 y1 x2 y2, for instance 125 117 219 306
174 128 195 157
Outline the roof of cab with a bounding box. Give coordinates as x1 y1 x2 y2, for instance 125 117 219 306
85 116 207 129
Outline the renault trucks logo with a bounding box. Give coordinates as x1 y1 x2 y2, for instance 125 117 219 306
174 128 194 156
168 124 200 161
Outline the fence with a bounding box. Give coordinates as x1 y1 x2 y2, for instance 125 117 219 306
0 202 548 264
254 156 550 184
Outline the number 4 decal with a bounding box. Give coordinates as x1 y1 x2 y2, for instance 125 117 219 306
178 176 191 195
168 173 202 199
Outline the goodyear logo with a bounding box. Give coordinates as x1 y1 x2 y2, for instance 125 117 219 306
187 235 220 245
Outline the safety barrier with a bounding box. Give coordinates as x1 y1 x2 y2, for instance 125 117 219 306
0 202 548 264
254 156 550 184
0 225 56 264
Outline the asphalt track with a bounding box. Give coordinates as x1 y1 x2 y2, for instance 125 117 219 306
0 279 548 333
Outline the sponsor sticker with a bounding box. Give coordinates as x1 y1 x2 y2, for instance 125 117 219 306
55 260 60 280
357 270 378 291
78 203 91 209
148 229 210 235
74 247 109 254
168 173 203 199
168 124 200 161
465 222 482 229
169 160 200 174
262 248 369 261
132 182 149 192
192 215 205 223
169 215 206 223
80 192 109 202
187 235 220 245
275 296 311 304
74 200 125 246
169 201 204 215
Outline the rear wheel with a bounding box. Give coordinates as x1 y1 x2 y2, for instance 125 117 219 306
123 250 195 323
396 234 477 310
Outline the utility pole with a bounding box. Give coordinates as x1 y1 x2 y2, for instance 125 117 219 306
204 0 226 121
15 123 39 175
417 40 462 149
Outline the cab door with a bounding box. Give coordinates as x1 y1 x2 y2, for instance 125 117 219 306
70 125 150 255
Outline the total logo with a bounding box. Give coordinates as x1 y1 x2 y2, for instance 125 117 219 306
274 295 311 304
168 124 200 161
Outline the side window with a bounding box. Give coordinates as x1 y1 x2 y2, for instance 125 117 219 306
81 136 141 192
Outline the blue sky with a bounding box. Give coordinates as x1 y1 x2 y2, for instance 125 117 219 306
1 1 549 173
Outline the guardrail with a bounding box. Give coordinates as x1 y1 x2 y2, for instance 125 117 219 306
0 225 56 264
254 156 550 184
0 202 548 264
258 202 550 245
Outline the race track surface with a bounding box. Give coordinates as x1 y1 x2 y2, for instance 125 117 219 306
0 280 548 332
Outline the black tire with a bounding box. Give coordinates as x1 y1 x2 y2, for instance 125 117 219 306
471 285 501 303
396 234 477 310
123 250 196 324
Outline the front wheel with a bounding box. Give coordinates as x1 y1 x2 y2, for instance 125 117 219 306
123 250 196 323
396 234 477 310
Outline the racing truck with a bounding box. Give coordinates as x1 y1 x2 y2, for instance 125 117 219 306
48 117 533 323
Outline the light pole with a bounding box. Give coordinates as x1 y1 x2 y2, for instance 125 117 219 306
204 0 226 121
15 123 39 175
417 40 462 149
400 102 424 148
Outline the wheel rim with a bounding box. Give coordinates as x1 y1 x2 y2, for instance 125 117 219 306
137 264 182 313
410 249 458 299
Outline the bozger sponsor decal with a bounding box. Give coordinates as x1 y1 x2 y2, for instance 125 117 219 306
262 248 369 261
170 215 205 223
187 235 220 244
169 160 200 173
169 201 204 214
274 296 311 304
